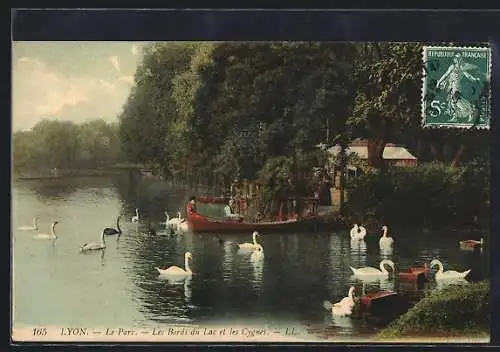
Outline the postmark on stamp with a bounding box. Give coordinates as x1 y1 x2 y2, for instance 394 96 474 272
421 46 491 129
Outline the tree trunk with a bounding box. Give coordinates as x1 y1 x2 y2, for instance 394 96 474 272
367 137 386 169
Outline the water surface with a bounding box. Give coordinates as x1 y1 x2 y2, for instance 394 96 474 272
11 176 489 341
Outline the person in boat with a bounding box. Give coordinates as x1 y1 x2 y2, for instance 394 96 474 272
224 199 244 221
186 196 197 217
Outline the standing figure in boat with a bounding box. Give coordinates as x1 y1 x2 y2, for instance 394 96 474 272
186 196 197 217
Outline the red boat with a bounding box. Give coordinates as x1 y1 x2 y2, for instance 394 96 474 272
188 196 322 233
187 213 320 233
360 291 398 311
398 264 430 282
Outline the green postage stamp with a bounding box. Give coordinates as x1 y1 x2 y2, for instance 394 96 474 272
422 46 491 129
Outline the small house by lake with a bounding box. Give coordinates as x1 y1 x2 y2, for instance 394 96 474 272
326 139 418 170
316 139 418 206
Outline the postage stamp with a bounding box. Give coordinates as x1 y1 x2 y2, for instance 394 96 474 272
421 46 491 129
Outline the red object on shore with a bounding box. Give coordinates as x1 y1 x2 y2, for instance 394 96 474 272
360 291 398 310
186 213 319 233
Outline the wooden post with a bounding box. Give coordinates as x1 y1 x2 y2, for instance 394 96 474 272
339 144 347 215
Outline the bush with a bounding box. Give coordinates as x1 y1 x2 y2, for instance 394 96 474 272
347 161 490 228
377 280 490 339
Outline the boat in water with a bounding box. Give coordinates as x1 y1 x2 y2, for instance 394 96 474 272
187 196 324 233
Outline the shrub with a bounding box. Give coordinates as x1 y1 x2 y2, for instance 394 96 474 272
377 280 490 339
346 161 490 228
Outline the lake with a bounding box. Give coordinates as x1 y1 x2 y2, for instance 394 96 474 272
11 175 490 342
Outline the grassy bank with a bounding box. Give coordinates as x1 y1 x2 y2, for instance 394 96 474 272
375 280 490 342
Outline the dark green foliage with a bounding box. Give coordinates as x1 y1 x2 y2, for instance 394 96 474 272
347 162 490 228
118 42 357 190
378 280 490 338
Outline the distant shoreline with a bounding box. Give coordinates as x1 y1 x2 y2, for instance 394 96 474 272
13 168 137 180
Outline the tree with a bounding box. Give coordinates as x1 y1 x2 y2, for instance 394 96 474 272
348 43 423 169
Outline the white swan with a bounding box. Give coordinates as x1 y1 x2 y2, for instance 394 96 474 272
250 243 264 260
174 211 189 232
350 224 367 240
430 259 471 281
155 252 193 280
239 231 260 251
131 208 139 223
177 220 189 233
379 225 394 247
350 259 395 278
18 216 40 231
323 286 356 317
33 221 58 239
166 211 182 227
80 230 106 252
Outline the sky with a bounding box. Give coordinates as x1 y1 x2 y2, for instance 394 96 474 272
12 42 146 132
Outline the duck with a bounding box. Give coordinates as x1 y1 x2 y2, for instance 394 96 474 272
350 224 367 240
323 286 356 317
18 216 40 231
430 259 471 281
379 225 394 247
103 216 122 236
350 259 395 278
33 221 58 239
131 208 139 223
80 230 106 252
238 231 261 251
155 252 193 281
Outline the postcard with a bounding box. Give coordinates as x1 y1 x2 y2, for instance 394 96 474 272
11 38 491 344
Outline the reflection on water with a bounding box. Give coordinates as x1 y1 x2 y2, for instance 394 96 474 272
11 176 490 338
250 249 264 291
380 245 394 258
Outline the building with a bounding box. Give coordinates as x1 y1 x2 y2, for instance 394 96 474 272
325 139 418 169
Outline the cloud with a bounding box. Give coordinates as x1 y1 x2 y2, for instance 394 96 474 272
107 56 121 73
12 57 133 131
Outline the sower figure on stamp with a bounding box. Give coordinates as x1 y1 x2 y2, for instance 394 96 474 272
436 53 482 122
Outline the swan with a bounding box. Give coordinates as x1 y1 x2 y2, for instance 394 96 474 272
250 244 264 261
379 225 394 247
350 224 367 240
33 221 58 239
155 252 193 280
430 259 471 280
131 208 139 223
323 286 356 317
350 259 395 278
177 220 189 233
103 216 122 236
166 211 183 227
80 230 106 252
177 211 185 222
238 231 260 250
18 216 40 231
